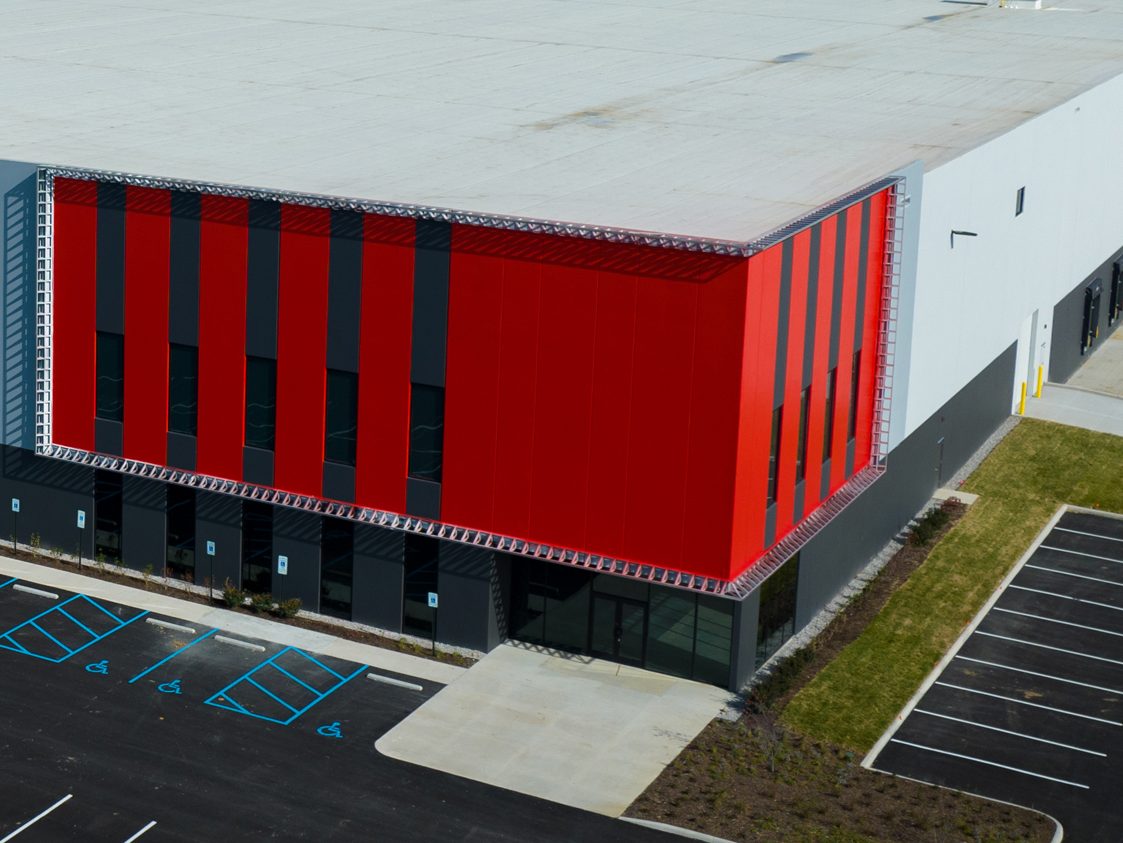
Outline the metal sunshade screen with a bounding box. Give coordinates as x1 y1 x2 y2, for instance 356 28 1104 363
441 225 750 581
51 177 98 452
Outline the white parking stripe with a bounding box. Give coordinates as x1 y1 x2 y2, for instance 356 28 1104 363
1009 584 1123 614
993 606 1123 638
913 708 1106 756
956 654 1123 697
889 739 1089 789
934 681 1122 725
975 630 1123 667
1055 526 1123 544
1041 544 1123 566
0 794 73 842
1025 563 1123 588
122 820 157 843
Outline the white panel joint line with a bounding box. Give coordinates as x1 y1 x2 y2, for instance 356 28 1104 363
934 681 1123 725
913 709 1106 756
992 606 1123 637
955 654 1123 696
1054 526 1123 544
214 635 266 652
0 794 73 842
974 629 1123 667
1040 544 1123 565
12 584 58 600
367 673 424 692
889 740 1089 790
122 820 157 843
145 618 196 634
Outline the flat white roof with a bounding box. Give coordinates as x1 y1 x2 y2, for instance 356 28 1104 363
3 0 1123 242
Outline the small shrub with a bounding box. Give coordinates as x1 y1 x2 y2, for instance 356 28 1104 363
747 647 814 712
250 592 274 613
272 598 301 619
29 533 41 556
142 563 154 589
221 580 245 609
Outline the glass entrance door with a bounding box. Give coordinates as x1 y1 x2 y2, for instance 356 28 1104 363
590 594 646 665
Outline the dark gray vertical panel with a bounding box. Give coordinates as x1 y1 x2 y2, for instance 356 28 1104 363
245 199 280 359
352 523 404 632
168 190 200 346
326 210 363 373
406 477 441 520
437 541 499 651
96 181 125 334
410 220 451 388
852 199 872 351
819 458 832 501
322 461 355 503
827 209 848 371
242 446 273 487
0 444 93 556
94 418 123 456
801 225 821 389
195 490 242 590
792 482 804 524
0 162 37 451
167 432 196 471
772 239 793 407
273 508 321 607
730 591 760 692
122 475 165 572
763 504 777 549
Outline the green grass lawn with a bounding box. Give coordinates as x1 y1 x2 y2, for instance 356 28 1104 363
782 418 1123 752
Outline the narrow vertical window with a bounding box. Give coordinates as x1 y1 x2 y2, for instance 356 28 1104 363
1015 186 1025 217
166 484 196 581
93 469 123 563
409 384 444 482
823 367 837 461
767 406 782 506
241 500 273 594
796 387 810 482
320 517 354 620
324 369 358 465
168 344 198 436
96 332 124 422
245 356 276 450
847 351 861 441
403 534 439 638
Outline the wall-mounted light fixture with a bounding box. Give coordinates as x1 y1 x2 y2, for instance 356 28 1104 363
950 229 978 248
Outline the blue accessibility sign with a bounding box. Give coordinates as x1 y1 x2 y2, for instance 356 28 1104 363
158 679 183 695
316 721 344 739
85 659 109 675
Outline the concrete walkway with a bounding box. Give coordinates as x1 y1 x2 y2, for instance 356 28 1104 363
1024 382 1123 437
377 643 735 817
0 554 464 686
1068 330 1123 397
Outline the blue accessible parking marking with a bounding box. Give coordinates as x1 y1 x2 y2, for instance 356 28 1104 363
0 577 16 590
0 594 147 663
205 646 365 726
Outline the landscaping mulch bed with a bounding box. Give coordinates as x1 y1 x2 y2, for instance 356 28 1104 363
3 546 475 668
628 497 1054 842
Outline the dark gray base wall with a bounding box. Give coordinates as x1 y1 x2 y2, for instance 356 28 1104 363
0 445 94 558
730 341 1017 690
1051 248 1123 383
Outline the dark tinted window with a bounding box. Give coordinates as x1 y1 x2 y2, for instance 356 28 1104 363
324 369 358 465
166 484 195 580
796 386 810 482
755 553 799 670
767 406 782 505
245 356 276 450
168 344 198 436
241 501 272 594
320 518 354 620
403 534 439 638
96 332 124 422
408 384 444 482
823 367 837 461
847 350 861 441
94 469 122 563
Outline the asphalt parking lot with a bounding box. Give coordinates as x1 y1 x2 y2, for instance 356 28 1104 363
0 577 670 842
868 508 1123 842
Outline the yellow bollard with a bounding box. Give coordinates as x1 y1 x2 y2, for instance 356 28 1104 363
1035 364 1044 398
1018 381 1027 415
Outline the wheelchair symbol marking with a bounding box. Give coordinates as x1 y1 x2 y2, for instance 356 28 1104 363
317 721 343 739
158 679 183 695
85 659 109 675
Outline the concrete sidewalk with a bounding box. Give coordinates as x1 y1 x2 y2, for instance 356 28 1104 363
377 643 735 817
1024 382 1123 437
0 554 465 686
1068 331 1123 397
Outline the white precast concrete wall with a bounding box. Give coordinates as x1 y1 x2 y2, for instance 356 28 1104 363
901 71 1123 437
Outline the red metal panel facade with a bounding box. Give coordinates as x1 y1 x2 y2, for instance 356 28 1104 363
49 175 890 586
52 178 98 452
354 215 415 511
196 195 248 481
123 186 171 465
274 204 331 498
